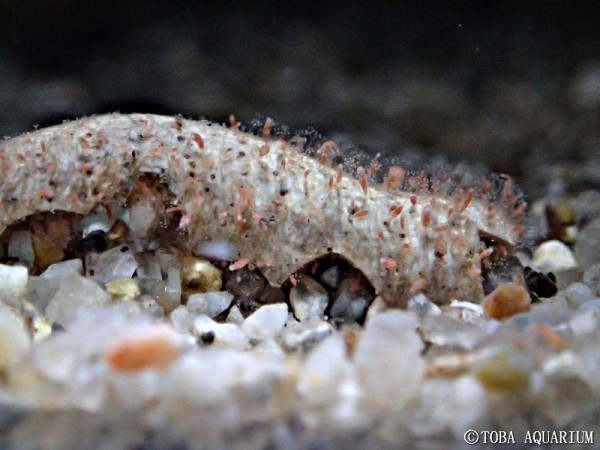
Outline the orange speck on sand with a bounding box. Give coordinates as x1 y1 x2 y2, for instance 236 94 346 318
258 144 270 157
229 256 252 271
421 206 432 227
261 117 272 137
358 167 368 195
388 205 403 220
482 282 531 320
37 188 54 198
104 326 182 372
459 190 473 213
192 133 205 149
380 256 397 270
351 210 369 219
386 165 405 190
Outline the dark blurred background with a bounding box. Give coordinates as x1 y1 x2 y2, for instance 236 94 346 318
1 1 599 197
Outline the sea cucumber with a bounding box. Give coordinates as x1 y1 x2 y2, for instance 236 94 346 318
0 113 523 305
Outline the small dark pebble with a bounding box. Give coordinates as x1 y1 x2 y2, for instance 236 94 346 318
51 322 65 333
524 266 558 298
225 268 265 299
79 230 108 253
258 285 285 304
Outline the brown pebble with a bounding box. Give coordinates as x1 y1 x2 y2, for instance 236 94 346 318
32 235 65 270
482 281 531 320
107 219 129 241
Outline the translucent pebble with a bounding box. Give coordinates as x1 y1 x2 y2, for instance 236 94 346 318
139 296 165 319
0 307 31 371
26 277 54 312
560 282 594 308
46 271 111 326
329 279 370 324
297 334 349 404
289 275 328 321
128 197 157 237
225 268 264 299
226 305 244 325
570 307 600 338
41 259 83 279
281 318 334 351
473 350 532 392
354 311 424 407
135 252 162 280
411 376 488 438
170 305 193 332
529 298 571 327
532 240 578 272
163 267 182 309
583 263 600 296
421 314 486 350
87 245 138 284
578 298 600 312
187 291 233 318
241 303 289 342
194 239 237 261
193 315 249 350
0 264 28 308
320 265 340 288
406 293 441 318
155 248 181 278
7 230 34 266
574 218 600 267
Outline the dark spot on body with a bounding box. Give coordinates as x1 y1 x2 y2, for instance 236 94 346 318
199 331 215 344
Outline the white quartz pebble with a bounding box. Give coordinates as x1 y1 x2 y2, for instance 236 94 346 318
0 264 28 307
0 307 31 371
187 291 233 318
242 303 289 342
532 240 578 272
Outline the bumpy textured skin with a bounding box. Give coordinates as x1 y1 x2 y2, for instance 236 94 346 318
0 114 519 304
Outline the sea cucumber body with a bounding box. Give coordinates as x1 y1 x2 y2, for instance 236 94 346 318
0 114 519 304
